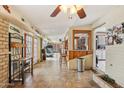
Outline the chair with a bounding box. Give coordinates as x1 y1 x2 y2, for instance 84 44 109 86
59 49 68 67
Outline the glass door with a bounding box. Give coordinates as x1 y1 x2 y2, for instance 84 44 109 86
26 35 32 58
34 38 38 64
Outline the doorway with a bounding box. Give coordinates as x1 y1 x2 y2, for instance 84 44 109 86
94 27 107 72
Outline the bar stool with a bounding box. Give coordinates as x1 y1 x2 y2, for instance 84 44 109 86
59 54 67 67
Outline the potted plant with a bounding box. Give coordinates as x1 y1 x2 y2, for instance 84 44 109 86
92 70 122 88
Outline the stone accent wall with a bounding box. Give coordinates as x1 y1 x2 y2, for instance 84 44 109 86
0 17 9 87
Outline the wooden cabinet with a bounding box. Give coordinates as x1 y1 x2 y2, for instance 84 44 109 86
69 50 92 60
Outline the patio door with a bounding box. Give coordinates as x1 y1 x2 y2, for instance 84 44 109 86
34 38 38 64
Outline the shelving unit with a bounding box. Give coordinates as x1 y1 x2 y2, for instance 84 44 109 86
9 33 33 84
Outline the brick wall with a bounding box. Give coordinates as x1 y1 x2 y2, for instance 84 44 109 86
0 17 9 87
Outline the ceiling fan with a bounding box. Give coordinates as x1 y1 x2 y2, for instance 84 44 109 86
50 5 86 19
2 5 11 13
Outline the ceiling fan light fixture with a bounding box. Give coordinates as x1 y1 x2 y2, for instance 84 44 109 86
50 5 86 19
70 6 77 14
75 5 83 10
60 5 68 13
60 5 77 14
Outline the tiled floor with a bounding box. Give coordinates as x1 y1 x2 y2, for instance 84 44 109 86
10 53 99 88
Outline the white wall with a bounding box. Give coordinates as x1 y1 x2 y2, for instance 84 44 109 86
106 45 124 87
92 6 124 87
92 6 124 29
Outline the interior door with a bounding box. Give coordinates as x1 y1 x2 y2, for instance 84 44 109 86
96 32 107 72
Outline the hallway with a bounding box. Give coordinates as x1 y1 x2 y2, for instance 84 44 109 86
1 5 124 88
11 54 99 88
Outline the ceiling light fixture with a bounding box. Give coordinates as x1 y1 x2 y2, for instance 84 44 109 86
59 5 82 19
50 5 86 19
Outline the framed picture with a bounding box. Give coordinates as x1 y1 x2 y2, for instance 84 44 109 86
107 36 114 45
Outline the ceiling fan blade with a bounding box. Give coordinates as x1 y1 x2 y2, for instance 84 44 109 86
77 8 86 19
2 5 11 13
50 5 61 17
